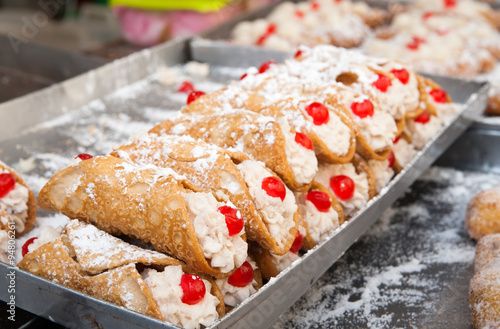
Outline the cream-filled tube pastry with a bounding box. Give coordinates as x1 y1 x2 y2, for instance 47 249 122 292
249 225 306 280
315 155 376 217
0 160 37 236
150 110 317 191
294 181 344 249
37 155 247 278
260 98 357 164
18 220 224 329
112 135 299 256
215 256 263 308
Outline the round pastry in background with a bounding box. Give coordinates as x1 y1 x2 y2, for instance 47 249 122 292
475 234 500 273
470 267 500 329
466 184 500 240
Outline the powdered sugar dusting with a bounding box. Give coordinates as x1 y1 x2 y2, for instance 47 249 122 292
274 167 500 328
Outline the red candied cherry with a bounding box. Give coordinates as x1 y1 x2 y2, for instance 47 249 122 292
228 261 254 287
443 0 456 8
0 173 16 198
390 68 410 85
22 237 38 257
256 34 269 46
414 110 431 124
177 81 195 94
406 40 420 50
262 176 286 201
258 61 276 74
294 49 303 59
289 231 303 254
266 23 277 34
305 102 330 125
76 153 93 161
351 99 374 118
295 132 314 150
306 190 332 212
436 28 449 36
388 151 395 168
372 73 392 92
330 175 355 201
311 1 320 10
413 36 426 44
430 89 448 103
295 10 304 19
422 12 434 20
187 91 206 105
240 73 248 80
393 135 401 144
334 0 343 3
218 205 244 236
180 274 206 305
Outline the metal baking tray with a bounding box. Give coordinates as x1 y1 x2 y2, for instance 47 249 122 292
0 34 107 105
0 37 489 329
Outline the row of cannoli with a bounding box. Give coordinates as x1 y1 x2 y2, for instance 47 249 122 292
17 45 461 329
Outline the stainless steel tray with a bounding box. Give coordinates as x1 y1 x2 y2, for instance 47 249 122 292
0 34 107 105
0 37 489 329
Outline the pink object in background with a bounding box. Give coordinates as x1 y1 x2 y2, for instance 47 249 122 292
113 3 246 47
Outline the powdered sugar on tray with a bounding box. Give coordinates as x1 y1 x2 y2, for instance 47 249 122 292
273 167 500 328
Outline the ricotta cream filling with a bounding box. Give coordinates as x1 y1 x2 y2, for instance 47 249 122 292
279 118 318 185
0 170 29 234
215 257 258 307
182 192 247 273
406 115 443 150
0 230 8 264
393 139 417 169
315 163 370 217
142 266 219 329
368 159 394 193
270 226 306 273
236 160 297 249
295 191 339 244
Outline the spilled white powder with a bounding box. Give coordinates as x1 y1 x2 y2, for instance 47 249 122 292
273 167 500 328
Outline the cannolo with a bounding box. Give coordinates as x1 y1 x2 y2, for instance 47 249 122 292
215 256 263 308
294 181 344 249
19 220 225 329
150 110 318 191
37 155 247 278
112 134 299 256
314 155 376 218
0 160 37 236
260 98 357 164
249 224 306 280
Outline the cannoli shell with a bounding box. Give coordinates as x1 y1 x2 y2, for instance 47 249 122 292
37 156 233 278
112 135 294 256
353 154 377 201
150 110 311 191
299 181 345 250
325 95 392 162
266 100 357 164
0 160 37 236
486 94 500 116
248 241 280 280
181 88 265 115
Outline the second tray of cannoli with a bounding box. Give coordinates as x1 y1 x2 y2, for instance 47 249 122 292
228 0 500 118
6 44 464 329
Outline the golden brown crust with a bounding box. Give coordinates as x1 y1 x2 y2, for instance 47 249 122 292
112 136 297 256
248 241 279 280
352 154 377 200
475 234 500 273
470 267 500 329
486 94 500 116
38 156 234 278
0 161 37 236
150 111 312 192
466 186 500 240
